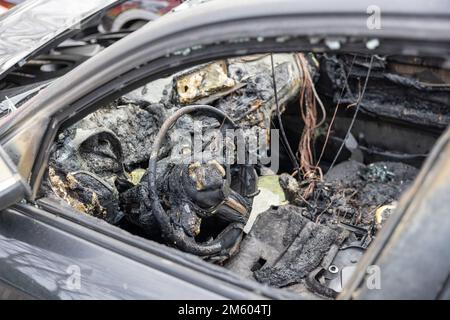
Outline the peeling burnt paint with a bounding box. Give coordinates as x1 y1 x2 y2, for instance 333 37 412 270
318 54 450 129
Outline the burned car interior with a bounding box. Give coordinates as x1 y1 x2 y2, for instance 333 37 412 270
32 49 449 299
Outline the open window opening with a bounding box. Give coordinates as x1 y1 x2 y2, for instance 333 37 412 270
37 51 450 298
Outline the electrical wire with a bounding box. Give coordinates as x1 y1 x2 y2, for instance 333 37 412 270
315 54 357 167
329 55 375 170
270 53 300 172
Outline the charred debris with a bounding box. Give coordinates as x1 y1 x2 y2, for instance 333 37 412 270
41 52 449 298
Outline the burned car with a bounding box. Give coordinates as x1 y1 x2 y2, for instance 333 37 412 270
0 0 450 300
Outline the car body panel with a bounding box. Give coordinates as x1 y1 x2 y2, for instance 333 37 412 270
0 0 121 81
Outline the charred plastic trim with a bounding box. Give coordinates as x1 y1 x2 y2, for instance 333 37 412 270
340 127 450 299
146 105 240 256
